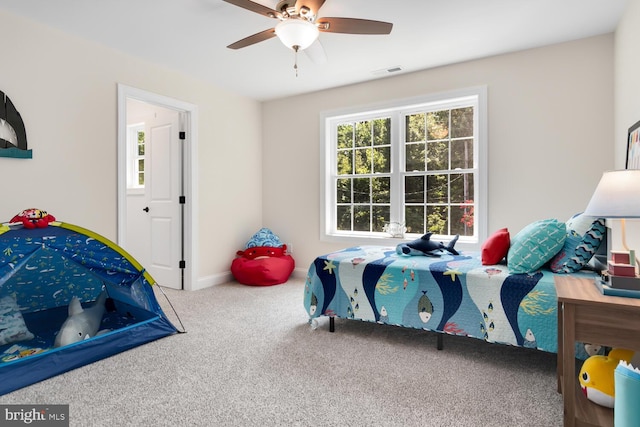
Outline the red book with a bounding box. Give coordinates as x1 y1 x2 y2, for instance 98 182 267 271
608 261 636 277
611 251 631 264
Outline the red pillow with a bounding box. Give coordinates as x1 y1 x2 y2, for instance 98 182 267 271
482 228 510 265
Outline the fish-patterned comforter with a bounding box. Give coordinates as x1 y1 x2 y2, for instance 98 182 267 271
303 246 598 353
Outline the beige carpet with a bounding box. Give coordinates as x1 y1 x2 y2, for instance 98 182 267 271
0 279 563 426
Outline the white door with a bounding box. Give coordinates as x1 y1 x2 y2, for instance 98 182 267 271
126 101 183 289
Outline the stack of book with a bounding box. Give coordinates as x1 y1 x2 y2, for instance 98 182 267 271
594 250 640 298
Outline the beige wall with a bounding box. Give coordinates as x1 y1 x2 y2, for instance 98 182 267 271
613 0 640 252
263 35 615 274
615 0 640 167
0 10 263 288
1 7 621 286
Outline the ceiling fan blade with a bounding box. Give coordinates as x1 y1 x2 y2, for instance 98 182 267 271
222 0 281 19
296 0 326 16
317 17 393 35
227 28 277 49
304 39 327 64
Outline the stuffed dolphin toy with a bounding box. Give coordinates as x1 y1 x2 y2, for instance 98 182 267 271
54 290 108 348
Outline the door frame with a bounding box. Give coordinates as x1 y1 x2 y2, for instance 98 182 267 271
116 84 199 291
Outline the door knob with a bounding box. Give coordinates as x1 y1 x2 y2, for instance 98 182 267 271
143 207 149 212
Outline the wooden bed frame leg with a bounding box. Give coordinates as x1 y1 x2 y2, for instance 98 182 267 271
329 317 335 332
437 334 443 350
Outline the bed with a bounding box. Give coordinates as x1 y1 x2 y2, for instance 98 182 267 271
303 246 600 354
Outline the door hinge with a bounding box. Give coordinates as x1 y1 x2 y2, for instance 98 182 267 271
179 131 186 140
179 196 186 204
179 260 186 269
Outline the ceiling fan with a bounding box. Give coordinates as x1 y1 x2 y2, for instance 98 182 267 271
223 0 393 71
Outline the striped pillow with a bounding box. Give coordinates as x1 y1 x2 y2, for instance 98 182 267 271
550 213 606 273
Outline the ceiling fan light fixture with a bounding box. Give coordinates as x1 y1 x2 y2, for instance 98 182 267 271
275 18 319 50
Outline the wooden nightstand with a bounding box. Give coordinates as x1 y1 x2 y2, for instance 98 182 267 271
556 275 640 427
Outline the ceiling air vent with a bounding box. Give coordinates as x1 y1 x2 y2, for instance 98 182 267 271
372 66 403 76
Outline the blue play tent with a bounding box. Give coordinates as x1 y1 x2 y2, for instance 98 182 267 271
0 220 179 395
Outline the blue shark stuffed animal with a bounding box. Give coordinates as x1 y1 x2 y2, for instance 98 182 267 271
396 233 459 257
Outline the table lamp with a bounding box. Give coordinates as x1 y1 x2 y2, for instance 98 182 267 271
584 170 640 266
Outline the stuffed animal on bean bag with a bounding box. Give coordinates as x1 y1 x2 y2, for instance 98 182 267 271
396 233 459 257
10 208 56 229
579 348 635 408
231 228 295 286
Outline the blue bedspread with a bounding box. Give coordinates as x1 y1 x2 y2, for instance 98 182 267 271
304 246 598 353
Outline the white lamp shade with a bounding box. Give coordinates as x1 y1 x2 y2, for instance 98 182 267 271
275 19 319 50
584 170 640 218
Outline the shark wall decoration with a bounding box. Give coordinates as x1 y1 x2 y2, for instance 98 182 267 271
0 90 31 159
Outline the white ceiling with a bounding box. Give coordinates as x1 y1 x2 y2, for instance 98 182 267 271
0 0 628 101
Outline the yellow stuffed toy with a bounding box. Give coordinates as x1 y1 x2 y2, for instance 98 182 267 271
579 348 635 408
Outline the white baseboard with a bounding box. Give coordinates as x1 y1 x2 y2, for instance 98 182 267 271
291 267 308 280
193 271 234 290
191 267 306 291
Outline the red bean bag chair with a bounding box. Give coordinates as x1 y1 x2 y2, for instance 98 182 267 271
231 228 295 286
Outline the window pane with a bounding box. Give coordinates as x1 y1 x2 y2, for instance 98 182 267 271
138 144 145 156
354 148 372 174
427 140 448 171
372 206 390 232
337 123 354 149
327 92 481 241
355 121 371 147
427 110 449 140
372 177 390 203
406 113 426 142
373 118 390 146
427 205 449 235
427 174 448 203
138 159 144 172
336 178 351 203
137 131 145 143
337 150 352 175
354 206 370 231
405 206 424 234
405 176 424 203
373 147 390 173
451 139 474 170
405 143 425 172
353 178 370 203
451 203 474 236
450 173 474 203
337 206 351 231
451 107 474 139
138 172 144 186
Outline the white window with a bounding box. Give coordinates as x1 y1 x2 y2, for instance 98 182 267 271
320 87 487 248
127 123 146 191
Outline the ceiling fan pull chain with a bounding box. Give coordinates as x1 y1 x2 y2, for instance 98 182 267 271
293 45 299 77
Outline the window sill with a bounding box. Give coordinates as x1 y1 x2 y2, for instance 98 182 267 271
321 232 480 253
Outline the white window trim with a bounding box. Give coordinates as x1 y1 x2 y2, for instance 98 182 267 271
319 86 488 252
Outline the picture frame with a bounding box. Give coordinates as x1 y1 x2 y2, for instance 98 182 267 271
626 119 640 169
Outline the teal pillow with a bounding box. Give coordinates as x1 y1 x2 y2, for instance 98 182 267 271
507 219 566 274
550 213 606 273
